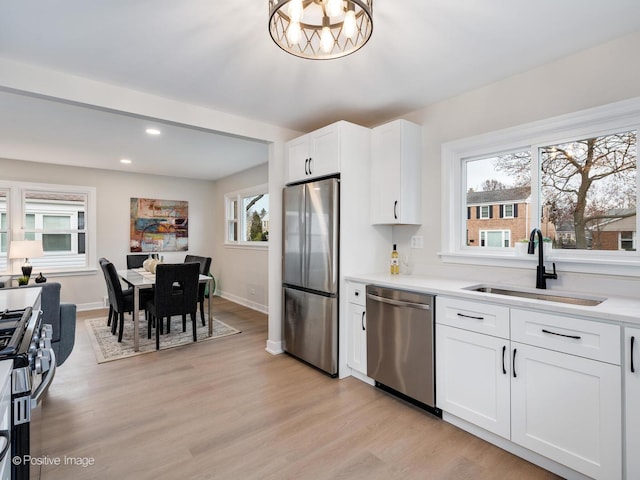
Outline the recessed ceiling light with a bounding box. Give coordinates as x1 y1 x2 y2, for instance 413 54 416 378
120 158 132 164
146 128 161 136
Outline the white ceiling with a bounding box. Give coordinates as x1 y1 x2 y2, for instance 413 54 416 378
1 0 640 180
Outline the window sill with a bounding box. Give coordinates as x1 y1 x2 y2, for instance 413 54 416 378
224 243 269 251
439 250 640 277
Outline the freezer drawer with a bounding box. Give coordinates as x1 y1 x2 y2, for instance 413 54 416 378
283 287 337 376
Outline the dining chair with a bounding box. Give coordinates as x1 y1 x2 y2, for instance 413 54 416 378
146 262 199 350
100 258 153 341
184 255 212 326
126 253 158 269
99 258 115 328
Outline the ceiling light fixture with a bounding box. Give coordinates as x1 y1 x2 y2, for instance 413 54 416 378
269 0 373 60
120 158 132 164
145 128 161 135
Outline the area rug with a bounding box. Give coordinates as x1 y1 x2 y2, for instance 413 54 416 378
85 315 240 364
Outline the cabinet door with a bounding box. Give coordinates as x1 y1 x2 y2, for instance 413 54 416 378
626 327 640 480
286 135 310 183
436 324 510 438
308 124 341 178
511 342 621 480
347 302 367 375
370 119 421 225
370 121 402 224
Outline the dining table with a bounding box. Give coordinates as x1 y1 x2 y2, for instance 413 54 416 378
117 268 214 351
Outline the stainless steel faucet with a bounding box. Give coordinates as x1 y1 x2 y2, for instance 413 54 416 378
528 228 557 289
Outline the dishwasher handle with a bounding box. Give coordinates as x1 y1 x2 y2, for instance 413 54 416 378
366 293 431 310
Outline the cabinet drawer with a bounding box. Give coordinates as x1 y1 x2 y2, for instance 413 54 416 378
436 296 509 338
511 309 620 364
347 282 367 307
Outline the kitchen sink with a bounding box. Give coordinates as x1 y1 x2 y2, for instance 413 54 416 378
464 284 606 306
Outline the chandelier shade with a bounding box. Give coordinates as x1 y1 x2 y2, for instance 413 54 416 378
268 0 373 60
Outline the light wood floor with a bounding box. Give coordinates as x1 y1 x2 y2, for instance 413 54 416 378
39 297 561 480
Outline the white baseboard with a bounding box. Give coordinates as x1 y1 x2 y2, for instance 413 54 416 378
217 290 268 314
265 339 283 355
78 301 104 312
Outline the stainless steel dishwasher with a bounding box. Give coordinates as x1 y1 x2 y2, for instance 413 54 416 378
366 285 439 413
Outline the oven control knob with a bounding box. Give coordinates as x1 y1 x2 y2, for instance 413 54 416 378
35 356 49 374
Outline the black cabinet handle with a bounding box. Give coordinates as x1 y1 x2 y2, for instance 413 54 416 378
457 313 484 320
632 336 636 373
512 348 517 378
502 345 506 375
0 430 10 462
308 157 313 175
542 329 581 340
304 158 309 175
361 312 366 331
394 200 398 220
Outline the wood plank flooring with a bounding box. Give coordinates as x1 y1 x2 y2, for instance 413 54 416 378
39 297 560 479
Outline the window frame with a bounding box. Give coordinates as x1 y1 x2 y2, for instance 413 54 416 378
224 183 269 249
441 97 640 276
0 181 96 276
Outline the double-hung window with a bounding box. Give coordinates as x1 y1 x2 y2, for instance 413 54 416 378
225 184 269 247
442 98 640 275
0 181 96 275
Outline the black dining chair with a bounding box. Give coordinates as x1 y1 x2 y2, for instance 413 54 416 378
184 255 212 326
99 258 115 329
126 253 158 269
100 258 153 341
146 262 199 350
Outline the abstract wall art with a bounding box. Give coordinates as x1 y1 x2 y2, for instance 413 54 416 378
130 197 188 252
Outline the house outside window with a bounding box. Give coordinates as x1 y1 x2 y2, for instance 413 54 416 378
225 184 269 247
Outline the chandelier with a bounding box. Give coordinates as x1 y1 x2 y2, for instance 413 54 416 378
268 0 373 60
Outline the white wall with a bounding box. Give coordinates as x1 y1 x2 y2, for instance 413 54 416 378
0 157 217 309
393 31 640 297
212 163 269 313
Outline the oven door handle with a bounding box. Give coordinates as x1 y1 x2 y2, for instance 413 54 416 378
31 348 56 409
0 430 9 462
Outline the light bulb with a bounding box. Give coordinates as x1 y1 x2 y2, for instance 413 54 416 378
288 0 303 23
327 0 343 17
343 9 356 38
287 21 301 45
320 17 333 53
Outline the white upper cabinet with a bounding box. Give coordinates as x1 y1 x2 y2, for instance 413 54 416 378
286 123 341 183
370 119 421 224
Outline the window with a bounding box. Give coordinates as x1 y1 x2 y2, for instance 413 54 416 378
480 230 511 248
503 204 515 218
225 184 269 246
442 98 640 275
0 181 96 274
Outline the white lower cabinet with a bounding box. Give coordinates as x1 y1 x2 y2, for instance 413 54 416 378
625 327 640 479
511 341 621 480
436 324 510 438
436 296 622 480
346 282 367 376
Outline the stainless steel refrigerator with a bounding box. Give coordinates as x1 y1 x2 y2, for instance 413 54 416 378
282 176 339 376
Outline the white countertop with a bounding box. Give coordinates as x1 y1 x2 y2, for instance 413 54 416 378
0 287 42 311
345 273 640 327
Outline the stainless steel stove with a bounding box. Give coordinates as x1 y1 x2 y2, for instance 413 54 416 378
0 288 56 480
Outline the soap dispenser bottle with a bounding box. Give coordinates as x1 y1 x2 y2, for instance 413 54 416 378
390 244 399 275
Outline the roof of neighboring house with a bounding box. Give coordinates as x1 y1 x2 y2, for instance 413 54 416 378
467 186 531 205
597 211 636 232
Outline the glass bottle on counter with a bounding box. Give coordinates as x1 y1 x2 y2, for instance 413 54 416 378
390 244 400 275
